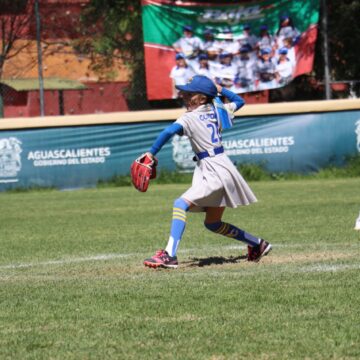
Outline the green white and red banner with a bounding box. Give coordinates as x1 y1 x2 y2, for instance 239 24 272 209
141 0 319 100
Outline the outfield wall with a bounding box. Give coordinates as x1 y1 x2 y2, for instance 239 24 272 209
1 99 360 190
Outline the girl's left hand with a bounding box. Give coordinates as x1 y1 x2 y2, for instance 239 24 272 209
215 84 222 94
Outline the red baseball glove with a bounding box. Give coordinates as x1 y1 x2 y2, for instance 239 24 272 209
130 153 158 192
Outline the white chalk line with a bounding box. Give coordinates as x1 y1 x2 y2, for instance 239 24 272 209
0 247 242 270
297 263 360 273
0 253 132 270
0 243 358 272
0 244 300 270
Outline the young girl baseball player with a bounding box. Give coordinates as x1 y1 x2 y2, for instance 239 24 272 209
143 75 271 268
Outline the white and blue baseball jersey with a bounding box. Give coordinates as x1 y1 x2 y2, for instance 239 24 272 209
149 88 257 211
174 102 257 211
255 57 277 90
170 65 194 86
173 36 203 58
275 58 294 82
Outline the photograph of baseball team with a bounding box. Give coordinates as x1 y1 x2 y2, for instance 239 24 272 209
170 14 300 98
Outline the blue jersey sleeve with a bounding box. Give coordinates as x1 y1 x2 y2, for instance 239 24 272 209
149 123 184 155
221 88 245 111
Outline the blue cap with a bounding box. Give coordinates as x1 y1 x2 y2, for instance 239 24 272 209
183 25 193 32
219 51 232 59
243 23 251 30
260 24 268 31
240 45 251 53
278 47 288 55
175 53 185 60
234 76 241 84
280 13 290 21
203 28 214 35
234 77 247 86
260 47 272 55
175 75 217 97
198 53 208 60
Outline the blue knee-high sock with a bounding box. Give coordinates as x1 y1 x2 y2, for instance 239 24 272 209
165 198 190 257
204 221 261 247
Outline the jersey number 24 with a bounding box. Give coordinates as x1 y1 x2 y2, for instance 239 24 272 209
207 123 222 144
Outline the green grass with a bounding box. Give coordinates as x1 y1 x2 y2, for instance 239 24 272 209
1 178 360 359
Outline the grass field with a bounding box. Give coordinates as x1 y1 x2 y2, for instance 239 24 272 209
1 178 360 359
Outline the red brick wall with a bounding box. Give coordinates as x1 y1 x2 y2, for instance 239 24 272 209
62 82 129 115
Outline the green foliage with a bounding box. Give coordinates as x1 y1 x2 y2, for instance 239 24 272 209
96 169 192 188
239 154 360 181
316 155 360 179
5 185 56 193
77 0 143 66
75 0 148 107
328 1 360 83
6 156 360 193
96 155 360 188
237 162 272 181
311 0 360 97
97 174 132 188
153 169 193 184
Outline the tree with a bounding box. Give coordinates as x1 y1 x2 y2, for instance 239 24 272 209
324 0 360 95
0 0 35 79
75 0 148 109
0 0 35 117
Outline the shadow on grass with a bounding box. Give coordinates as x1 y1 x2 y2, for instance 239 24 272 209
184 255 247 267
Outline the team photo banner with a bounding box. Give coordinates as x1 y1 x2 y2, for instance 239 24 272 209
141 0 320 100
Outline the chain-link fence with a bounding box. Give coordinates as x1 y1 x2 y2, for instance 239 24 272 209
0 0 359 118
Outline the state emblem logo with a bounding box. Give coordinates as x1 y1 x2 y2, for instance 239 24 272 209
0 137 22 182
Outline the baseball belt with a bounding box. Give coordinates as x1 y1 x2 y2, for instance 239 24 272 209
195 146 224 161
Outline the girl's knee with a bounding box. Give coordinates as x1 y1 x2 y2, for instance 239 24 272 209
204 221 223 232
173 198 190 211
205 207 225 224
